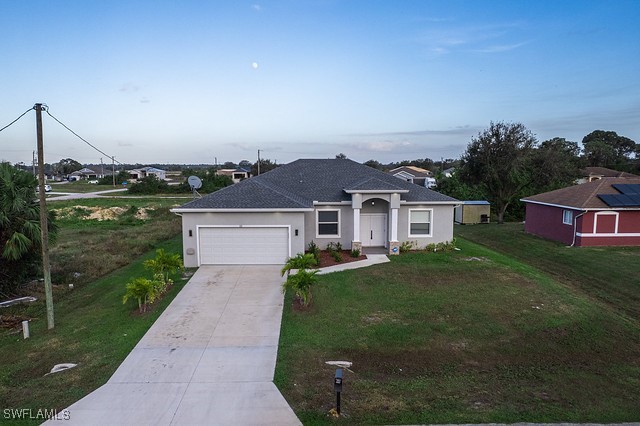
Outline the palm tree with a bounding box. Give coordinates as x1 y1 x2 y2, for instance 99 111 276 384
0 162 57 295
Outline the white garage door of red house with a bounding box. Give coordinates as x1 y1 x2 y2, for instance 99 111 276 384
198 226 289 265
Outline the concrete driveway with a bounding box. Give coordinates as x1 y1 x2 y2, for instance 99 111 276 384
51 266 301 426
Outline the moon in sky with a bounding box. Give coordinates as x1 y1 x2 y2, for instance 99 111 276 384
251 62 259 69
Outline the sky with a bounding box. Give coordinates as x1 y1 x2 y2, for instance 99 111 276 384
1 0 639 166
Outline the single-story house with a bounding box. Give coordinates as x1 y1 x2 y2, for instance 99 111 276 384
389 166 436 188
172 159 459 266
129 166 166 181
217 168 251 183
454 201 490 224
69 168 98 180
521 177 640 247
576 167 638 184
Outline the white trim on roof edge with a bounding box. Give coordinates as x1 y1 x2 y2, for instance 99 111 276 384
170 208 313 213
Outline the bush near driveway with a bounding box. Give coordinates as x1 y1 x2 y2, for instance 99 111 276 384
275 238 640 424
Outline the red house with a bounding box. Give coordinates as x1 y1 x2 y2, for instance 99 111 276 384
521 178 640 247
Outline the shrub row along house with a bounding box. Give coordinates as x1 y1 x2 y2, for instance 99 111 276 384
172 159 458 267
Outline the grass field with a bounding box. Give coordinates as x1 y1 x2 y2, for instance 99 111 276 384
275 236 640 424
48 181 116 193
455 223 640 319
47 197 183 289
0 237 188 426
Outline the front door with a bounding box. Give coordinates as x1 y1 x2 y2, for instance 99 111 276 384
361 214 387 247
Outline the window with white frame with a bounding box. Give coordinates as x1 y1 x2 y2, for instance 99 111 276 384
409 209 432 236
317 210 340 237
562 209 573 225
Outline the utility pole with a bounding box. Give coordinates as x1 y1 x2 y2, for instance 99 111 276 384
100 157 104 178
32 150 36 175
112 156 116 187
257 149 261 176
34 103 55 330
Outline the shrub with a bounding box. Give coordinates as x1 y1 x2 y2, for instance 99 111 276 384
307 240 320 264
399 240 416 253
282 269 318 307
424 239 456 253
281 253 318 276
350 248 360 258
122 277 162 313
331 250 343 262
127 175 170 195
143 249 184 285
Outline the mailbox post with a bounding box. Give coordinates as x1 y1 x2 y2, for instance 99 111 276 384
334 368 343 415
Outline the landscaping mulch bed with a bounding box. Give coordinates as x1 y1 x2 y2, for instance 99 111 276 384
315 250 367 268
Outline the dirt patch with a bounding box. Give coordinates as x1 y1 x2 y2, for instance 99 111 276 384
87 207 127 220
316 250 367 268
0 314 33 330
52 206 154 221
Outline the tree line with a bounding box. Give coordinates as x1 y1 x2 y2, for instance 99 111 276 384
439 123 638 223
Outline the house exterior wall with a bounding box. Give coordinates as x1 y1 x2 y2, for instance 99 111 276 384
180 211 306 267
304 205 354 250
576 210 640 247
397 204 454 247
305 203 455 250
524 203 579 245
525 204 640 247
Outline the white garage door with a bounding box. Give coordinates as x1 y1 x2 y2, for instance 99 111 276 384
198 226 289 265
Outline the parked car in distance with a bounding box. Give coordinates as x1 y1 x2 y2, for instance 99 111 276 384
88 180 99 184
36 184 52 192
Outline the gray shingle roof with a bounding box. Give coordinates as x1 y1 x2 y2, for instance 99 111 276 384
179 159 457 209
345 177 407 192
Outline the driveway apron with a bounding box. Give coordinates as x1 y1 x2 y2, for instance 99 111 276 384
50 265 301 426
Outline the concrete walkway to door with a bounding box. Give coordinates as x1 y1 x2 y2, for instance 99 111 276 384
49 266 301 426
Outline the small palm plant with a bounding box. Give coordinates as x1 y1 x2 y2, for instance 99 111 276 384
143 249 184 286
282 269 318 307
280 252 317 277
123 277 161 313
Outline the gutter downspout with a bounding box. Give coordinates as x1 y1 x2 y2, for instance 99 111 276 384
570 211 587 247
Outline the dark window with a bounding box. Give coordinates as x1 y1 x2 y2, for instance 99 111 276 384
318 210 339 236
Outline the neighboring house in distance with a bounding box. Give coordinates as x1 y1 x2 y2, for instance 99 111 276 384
217 168 251 183
172 159 459 266
577 167 638 184
389 166 436 188
69 168 98 181
442 167 456 178
129 166 166 181
521 177 640 247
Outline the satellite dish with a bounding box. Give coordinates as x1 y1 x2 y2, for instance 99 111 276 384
188 176 202 190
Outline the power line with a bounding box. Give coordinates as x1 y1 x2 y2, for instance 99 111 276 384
0 107 33 133
44 106 123 165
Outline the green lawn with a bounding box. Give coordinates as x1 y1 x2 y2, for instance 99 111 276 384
275 236 640 424
455 223 640 319
0 237 188 426
49 181 116 193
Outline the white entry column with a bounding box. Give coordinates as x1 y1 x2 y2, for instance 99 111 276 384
390 208 398 242
353 208 361 242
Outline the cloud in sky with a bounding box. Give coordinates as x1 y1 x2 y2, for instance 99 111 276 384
415 22 526 55
251 4 262 12
119 83 140 93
